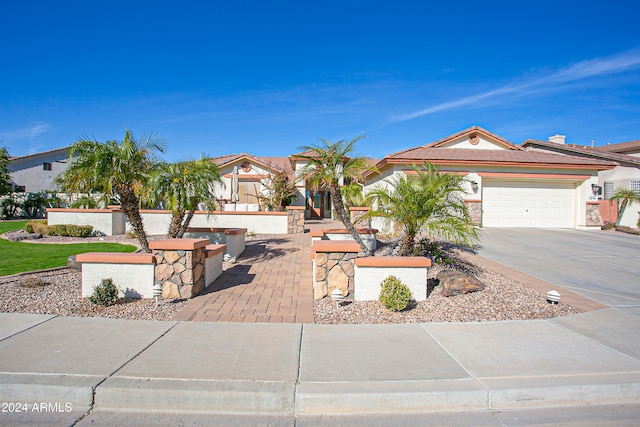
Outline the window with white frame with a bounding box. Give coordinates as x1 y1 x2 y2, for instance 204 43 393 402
631 180 640 195
603 181 614 199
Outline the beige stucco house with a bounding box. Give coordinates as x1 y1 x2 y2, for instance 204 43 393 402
363 126 616 230
7 147 70 193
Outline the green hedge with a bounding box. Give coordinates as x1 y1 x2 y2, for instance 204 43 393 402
25 220 93 237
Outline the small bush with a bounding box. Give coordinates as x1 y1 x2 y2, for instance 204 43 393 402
20 277 47 288
414 238 453 265
66 224 93 237
88 278 119 307
25 219 47 234
379 275 413 312
48 224 68 236
601 222 615 231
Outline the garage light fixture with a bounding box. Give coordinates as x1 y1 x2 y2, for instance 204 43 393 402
470 181 479 194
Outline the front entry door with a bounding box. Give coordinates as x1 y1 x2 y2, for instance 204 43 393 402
310 191 325 219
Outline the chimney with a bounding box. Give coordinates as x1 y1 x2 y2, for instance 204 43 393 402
591 139 594 148
548 134 566 145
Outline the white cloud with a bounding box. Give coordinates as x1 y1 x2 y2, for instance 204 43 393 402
388 49 640 124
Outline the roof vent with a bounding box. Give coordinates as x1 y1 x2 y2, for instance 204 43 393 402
548 134 566 145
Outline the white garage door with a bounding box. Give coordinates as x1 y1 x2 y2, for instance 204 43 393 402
482 180 576 228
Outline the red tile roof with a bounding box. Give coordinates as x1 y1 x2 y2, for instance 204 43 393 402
591 139 640 154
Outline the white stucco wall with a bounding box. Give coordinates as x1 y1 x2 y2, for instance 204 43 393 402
182 230 246 258
8 149 70 193
354 265 428 301
188 212 288 234
81 263 155 298
205 252 224 287
47 209 125 236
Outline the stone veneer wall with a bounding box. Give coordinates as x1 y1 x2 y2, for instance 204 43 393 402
349 207 371 227
465 200 482 226
150 238 209 299
586 202 604 227
287 206 305 234
311 241 360 300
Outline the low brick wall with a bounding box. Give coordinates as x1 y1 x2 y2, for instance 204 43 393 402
204 244 226 287
183 227 246 259
150 238 209 299
354 257 431 302
76 252 156 298
311 241 360 300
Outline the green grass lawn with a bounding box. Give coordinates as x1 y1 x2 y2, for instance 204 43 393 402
0 220 137 276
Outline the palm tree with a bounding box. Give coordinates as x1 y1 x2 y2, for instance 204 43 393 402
610 188 640 226
298 136 375 255
366 162 479 256
56 130 164 251
147 156 222 238
260 169 297 212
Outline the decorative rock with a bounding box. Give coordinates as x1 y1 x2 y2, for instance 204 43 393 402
315 266 326 281
164 251 181 264
162 281 180 299
155 263 174 281
438 271 485 297
66 255 81 270
340 260 354 277
328 265 349 297
314 281 328 300
173 263 186 274
315 253 328 266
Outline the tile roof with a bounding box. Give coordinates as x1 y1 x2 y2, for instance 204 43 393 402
591 139 640 154
209 153 292 173
522 139 640 167
384 147 615 167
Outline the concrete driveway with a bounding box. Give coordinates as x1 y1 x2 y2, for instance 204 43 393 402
477 228 640 309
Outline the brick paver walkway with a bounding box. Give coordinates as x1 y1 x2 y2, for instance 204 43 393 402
173 232 314 323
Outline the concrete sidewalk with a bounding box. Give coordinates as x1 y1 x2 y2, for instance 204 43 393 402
2 309 640 425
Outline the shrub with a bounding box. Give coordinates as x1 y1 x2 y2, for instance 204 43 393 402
30 221 50 235
379 275 413 312
20 277 47 288
88 278 119 307
48 224 68 236
601 222 615 231
25 219 47 234
66 224 93 237
414 238 453 265
0 197 20 219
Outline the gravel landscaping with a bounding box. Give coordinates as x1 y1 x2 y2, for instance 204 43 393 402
0 232 580 323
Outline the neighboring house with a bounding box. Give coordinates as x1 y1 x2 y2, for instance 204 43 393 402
522 136 640 227
7 147 70 193
363 126 616 229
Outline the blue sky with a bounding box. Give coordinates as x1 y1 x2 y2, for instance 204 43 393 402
1 0 639 161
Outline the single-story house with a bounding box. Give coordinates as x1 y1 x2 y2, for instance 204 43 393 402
7 147 70 193
363 126 617 229
522 135 640 227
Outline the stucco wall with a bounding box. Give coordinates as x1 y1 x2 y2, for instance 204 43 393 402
354 264 428 301
47 209 125 236
81 263 155 298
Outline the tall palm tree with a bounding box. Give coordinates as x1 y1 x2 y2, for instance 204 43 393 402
56 130 164 251
366 162 479 256
610 188 640 226
298 136 375 255
148 156 222 238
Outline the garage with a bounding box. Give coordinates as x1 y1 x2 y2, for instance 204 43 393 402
481 180 576 228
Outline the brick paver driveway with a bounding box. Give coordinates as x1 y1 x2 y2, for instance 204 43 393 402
174 233 314 323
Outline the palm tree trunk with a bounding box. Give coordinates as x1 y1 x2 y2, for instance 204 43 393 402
330 185 371 256
176 210 195 238
399 232 416 256
616 199 628 226
118 186 150 252
168 211 185 238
